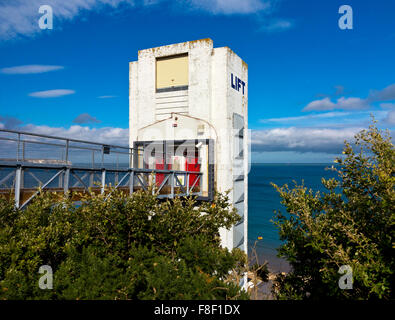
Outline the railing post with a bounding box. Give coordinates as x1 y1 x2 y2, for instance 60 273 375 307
152 172 156 195
186 172 190 196
101 145 104 168
170 172 174 199
20 167 24 189
15 165 22 208
199 173 202 196
17 133 20 162
65 140 69 164
129 149 133 168
129 170 134 195
101 169 106 194
58 171 63 188
89 172 94 188
64 168 70 194
20 142 25 189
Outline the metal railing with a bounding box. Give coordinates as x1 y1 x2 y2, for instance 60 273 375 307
0 129 203 209
0 128 133 168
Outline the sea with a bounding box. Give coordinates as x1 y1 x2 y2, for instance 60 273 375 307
248 163 337 273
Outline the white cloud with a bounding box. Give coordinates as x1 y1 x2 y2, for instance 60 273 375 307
260 19 293 33
369 83 395 102
260 111 350 123
73 113 101 124
98 95 117 99
303 97 336 111
0 114 128 146
0 0 135 40
336 97 370 110
384 110 395 125
188 0 272 15
0 116 23 129
302 83 395 113
2 119 359 154
380 103 395 109
3 115 391 158
13 123 129 146
0 0 275 40
303 97 369 112
0 65 64 74
29 89 75 98
252 127 361 153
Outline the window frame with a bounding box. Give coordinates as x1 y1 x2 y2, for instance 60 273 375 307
155 53 189 93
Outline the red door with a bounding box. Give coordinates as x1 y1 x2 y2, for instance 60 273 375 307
185 156 200 188
155 157 171 186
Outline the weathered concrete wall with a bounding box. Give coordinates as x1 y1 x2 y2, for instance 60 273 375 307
129 39 248 254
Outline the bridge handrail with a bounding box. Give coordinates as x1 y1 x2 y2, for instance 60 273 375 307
0 162 203 175
0 128 132 151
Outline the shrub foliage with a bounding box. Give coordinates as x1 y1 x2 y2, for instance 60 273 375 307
0 189 248 300
272 123 394 300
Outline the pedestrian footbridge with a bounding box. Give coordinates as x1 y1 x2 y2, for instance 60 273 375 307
0 129 210 209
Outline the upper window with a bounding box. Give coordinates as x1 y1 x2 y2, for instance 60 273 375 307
156 53 188 92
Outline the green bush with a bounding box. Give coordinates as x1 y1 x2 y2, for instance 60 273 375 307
0 189 248 300
272 122 394 300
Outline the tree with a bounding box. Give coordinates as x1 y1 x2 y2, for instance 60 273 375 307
272 122 394 300
0 188 248 300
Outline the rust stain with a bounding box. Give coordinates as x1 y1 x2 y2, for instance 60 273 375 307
138 38 213 56
223 46 248 69
225 46 236 56
189 38 213 48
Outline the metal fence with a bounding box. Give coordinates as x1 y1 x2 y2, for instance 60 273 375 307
0 128 132 168
0 129 203 209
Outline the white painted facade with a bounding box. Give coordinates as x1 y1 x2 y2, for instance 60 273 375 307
129 39 248 254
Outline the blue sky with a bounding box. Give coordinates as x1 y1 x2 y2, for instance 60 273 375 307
0 0 394 163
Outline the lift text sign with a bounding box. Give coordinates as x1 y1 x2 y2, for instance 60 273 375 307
231 73 245 95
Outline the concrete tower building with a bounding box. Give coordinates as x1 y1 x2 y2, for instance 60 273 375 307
129 38 248 254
